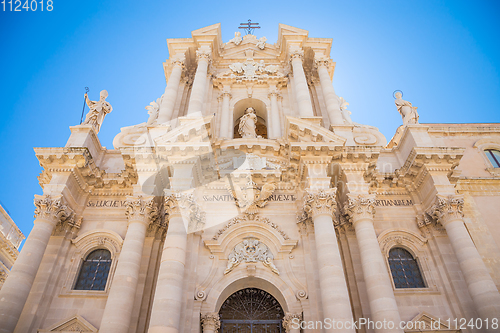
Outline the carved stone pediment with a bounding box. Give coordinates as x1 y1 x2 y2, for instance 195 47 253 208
38 315 98 333
286 117 346 144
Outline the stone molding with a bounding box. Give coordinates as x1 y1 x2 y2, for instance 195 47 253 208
212 214 290 242
201 312 220 332
125 196 159 224
426 194 464 225
344 194 376 222
303 188 337 218
224 237 279 275
282 312 302 333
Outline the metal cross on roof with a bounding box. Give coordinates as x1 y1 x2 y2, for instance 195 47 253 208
239 19 260 35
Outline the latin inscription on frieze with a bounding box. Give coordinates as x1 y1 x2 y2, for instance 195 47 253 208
87 200 127 208
203 194 296 202
375 199 413 206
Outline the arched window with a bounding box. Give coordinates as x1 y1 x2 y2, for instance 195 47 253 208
74 249 112 291
388 247 425 288
485 149 500 168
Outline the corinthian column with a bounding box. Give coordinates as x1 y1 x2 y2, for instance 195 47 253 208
282 313 302 333
315 58 343 125
0 195 73 333
268 88 282 138
157 57 185 123
100 196 158 333
345 194 403 333
201 313 221 333
219 91 232 138
303 189 355 333
428 195 500 329
289 50 314 118
147 194 189 333
187 48 211 115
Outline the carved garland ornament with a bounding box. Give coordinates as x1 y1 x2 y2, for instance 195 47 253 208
224 237 279 275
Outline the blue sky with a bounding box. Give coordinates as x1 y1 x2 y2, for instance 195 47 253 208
1 0 499 242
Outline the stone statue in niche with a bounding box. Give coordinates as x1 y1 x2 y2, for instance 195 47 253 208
228 31 242 45
82 90 113 133
394 92 419 125
256 36 267 49
238 107 259 138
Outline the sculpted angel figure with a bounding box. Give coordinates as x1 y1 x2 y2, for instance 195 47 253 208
228 31 242 45
238 107 258 138
394 91 419 125
257 36 267 50
82 90 112 133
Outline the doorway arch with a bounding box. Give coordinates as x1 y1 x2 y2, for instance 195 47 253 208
219 288 284 333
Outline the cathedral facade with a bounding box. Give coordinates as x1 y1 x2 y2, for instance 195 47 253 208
0 23 500 333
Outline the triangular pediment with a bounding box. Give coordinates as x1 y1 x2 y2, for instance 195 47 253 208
38 315 98 333
191 23 221 39
278 24 309 38
404 312 455 332
286 117 346 145
222 42 279 60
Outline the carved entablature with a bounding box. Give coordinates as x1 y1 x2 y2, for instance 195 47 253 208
344 194 376 223
164 191 206 232
426 194 464 226
125 196 159 224
224 237 279 275
303 188 337 218
201 313 221 332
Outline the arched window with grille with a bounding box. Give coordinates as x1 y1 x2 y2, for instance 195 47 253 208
485 149 500 168
388 247 425 288
74 249 112 291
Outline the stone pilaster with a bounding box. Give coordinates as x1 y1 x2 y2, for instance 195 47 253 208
289 49 314 118
187 48 211 115
427 195 500 328
100 196 158 333
302 188 355 332
282 312 302 333
345 194 403 333
268 87 282 138
157 57 185 123
219 91 232 138
201 313 221 333
0 195 74 333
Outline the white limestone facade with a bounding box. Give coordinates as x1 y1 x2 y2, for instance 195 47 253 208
1 23 500 333
0 204 25 290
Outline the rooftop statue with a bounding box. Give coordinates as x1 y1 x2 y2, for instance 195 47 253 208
238 107 258 138
394 91 419 125
228 31 242 46
339 97 354 125
82 90 112 133
256 36 267 50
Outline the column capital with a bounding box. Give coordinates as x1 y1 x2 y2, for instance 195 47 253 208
125 195 159 224
314 56 330 68
427 194 464 225
282 312 302 333
288 49 304 62
218 92 231 100
34 194 74 224
344 194 376 222
196 49 212 63
303 188 337 218
171 55 185 68
201 312 220 332
164 191 205 232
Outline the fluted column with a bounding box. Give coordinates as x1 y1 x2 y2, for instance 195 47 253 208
201 313 220 333
428 195 500 329
100 196 158 333
303 189 355 333
282 313 302 333
345 194 403 333
187 48 211 115
315 58 343 125
0 195 73 333
289 50 314 118
219 91 232 138
147 194 189 333
268 89 281 138
157 57 185 123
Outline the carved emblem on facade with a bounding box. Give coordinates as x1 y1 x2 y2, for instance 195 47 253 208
224 60 282 79
226 181 276 215
224 237 279 275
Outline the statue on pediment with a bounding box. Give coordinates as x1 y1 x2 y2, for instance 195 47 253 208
394 91 419 125
238 107 258 138
228 31 242 46
82 90 112 133
257 36 267 49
